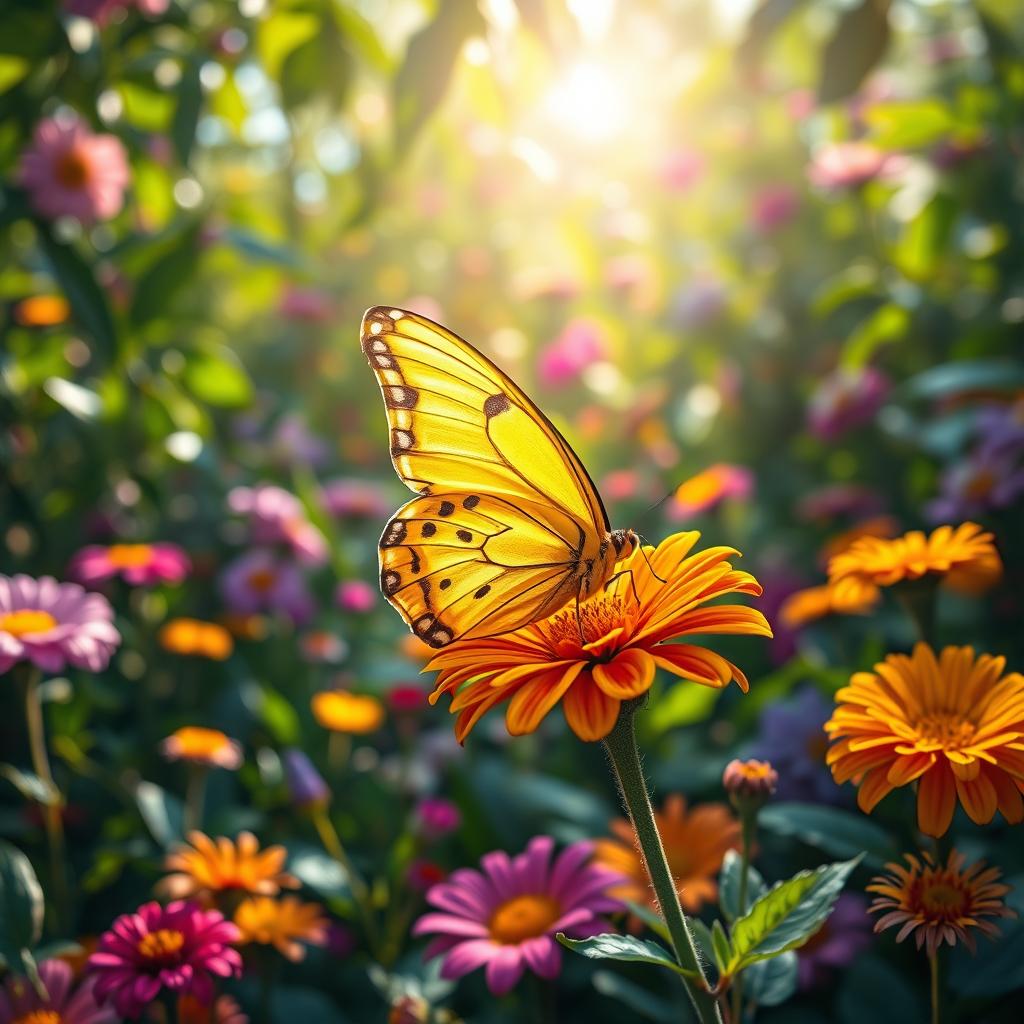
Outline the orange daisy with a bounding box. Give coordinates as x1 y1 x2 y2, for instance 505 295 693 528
159 618 234 660
868 850 1015 955
779 578 880 628
159 831 298 902
827 521 1002 599
160 727 243 770
594 794 740 913
311 689 385 734
425 531 772 743
825 643 1024 836
233 896 329 961
819 515 899 565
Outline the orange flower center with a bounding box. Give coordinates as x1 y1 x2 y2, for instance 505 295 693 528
107 543 154 568
55 148 90 189
247 568 277 593
544 594 629 651
13 1012 61 1024
137 928 185 961
965 470 996 501
913 711 977 749
488 894 561 945
918 879 970 919
0 609 57 637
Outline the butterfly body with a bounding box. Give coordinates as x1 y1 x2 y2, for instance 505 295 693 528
362 305 636 648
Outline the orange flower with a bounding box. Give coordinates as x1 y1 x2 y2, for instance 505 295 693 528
819 515 899 564
160 727 243 770
159 831 298 902
14 294 71 327
159 618 234 660
425 532 771 743
233 896 328 961
595 795 740 913
825 643 1024 836
311 689 385 734
779 579 880 628
868 850 1015 955
828 522 1002 599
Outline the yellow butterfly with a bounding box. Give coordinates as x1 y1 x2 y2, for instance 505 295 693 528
361 305 637 648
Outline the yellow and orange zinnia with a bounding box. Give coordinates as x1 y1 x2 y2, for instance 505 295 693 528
233 895 329 961
311 689 385 734
825 643 1024 836
159 618 234 660
779 578 880 628
425 532 772 743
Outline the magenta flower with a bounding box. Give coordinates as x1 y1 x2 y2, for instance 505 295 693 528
537 319 607 389
276 285 335 324
227 484 327 566
19 115 129 224
807 141 902 190
219 550 314 626
65 0 169 24
0 958 115 1024
751 183 800 232
0 575 120 674
321 477 392 519
414 797 461 839
68 542 190 588
808 366 889 440
88 901 241 1019
413 836 624 996
335 580 375 613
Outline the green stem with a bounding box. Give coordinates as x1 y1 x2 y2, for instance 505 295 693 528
896 579 938 646
929 950 940 1024
183 764 208 834
729 815 757 1024
603 701 721 1024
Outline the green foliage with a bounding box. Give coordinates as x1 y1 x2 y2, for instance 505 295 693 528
719 850 766 921
557 932 699 978
758 804 898 868
0 840 44 985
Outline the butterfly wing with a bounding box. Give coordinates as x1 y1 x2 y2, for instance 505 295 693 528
362 305 610 646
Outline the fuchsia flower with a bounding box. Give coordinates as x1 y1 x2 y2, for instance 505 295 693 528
808 366 890 440
751 184 800 232
335 579 376 613
276 285 334 324
537 319 607 389
413 836 625 996
65 0 169 24
0 959 115 1024
227 484 327 566
657 147 705 191
807 142 902 190
88 901 241 1019
0 575 120 674
19 115 129 224
414 798 461 839
68 542 190 587
219 550 314 626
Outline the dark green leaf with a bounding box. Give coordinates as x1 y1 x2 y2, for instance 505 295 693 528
172 56 204 166
744 950 798 1007
710 919 732 971
182 345 252 408
129 222 202 328
947 918 1024 998
592 969 677 1022
0 840 44 972
838 953 926 1024
818 0 892 105
905 360 1024 401
557 932 696 977
0 2 63 59
758 803 898 869
720 850 766 921
864 100 955 149
135 781 184 848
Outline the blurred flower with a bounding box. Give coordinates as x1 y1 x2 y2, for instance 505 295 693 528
819 515 900 565
269 413 330 468
311 690 385 734
537 318 607 389
828 522 1002 599
668 464 753 519
796 893 872 989
87 901 241 1019
324 922 356 958
335 579 376 613
670 276 727 330
797 484 885 523
226 485 327 566
750 183 800 232
160 727 242 771
282 749 330 810
220 614 268 642
400 634 435 661
407 859 447 892
723 758 778 802
68 542 190 587
596 795 739 914
13 294 70 327
159 619 233 660
826 643 1024 836
177 994 248 1024
389 995 429 1024
19 115 129 224
413 836 624 996
808 366 889 440
65 0 169 24
220 549 314 625
233 896 328 962
601 469 640 502
321 477 392 519
867 851 1014 955
299 631 348 664
160 831 297 902
786 89 816 120
807 142 900 189
657 147 704 191
512 266 580 302
387 684 429 714
779 579 880 628
0 958 115 1024
414 798 461 839
0 574 120 674
927 447 1024 523
427 533 770 743
277 285 334 324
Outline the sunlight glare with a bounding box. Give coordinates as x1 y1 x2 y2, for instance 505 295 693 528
542 61 627 145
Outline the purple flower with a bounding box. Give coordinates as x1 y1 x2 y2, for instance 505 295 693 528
270 413 330 467
797 893 872 989
808 366 890 440
0 958 116 1024
88 901 241 1019
227 484 327 566
413 836 625 996
0 575 121 674
414 797 461 839
282 749 330 808
320 478 392 519
927 447 1024 522
219 550 314 626
537 319 607 389
68 542 190 588
796 484 885 523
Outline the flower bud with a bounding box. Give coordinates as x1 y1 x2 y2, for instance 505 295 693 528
282 749 330 810
722 758 778 812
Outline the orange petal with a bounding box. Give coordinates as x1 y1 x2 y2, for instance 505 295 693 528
917 765 957 837
592 649 655 699
990 770 1024 824
886 753 934 786
650 645 735 689
562 678 619 742
505 663 584 736
856 768 895 814
954 770 998 825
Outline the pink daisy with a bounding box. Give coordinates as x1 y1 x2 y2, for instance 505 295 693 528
0 574 120 674
413 836 625 996
88 901 241 1019
19 115 129 224
537 319 607 389
227 484 327 566
68 542 190 588
0 958 115 1024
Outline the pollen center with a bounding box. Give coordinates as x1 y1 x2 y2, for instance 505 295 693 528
247 568 277 593
55 148 90 189
914 711 977 749
0 609 58 637
488 894 561 945
137 927 185 961
544 595 629 650
107 543 153 568
918 880 969 919
13 1012 61 1024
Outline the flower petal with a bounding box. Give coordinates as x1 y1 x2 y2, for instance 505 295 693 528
591 649 655 699
917 765 957 837
562 679 619 742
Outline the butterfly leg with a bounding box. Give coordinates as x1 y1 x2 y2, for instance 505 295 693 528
605 567 641 606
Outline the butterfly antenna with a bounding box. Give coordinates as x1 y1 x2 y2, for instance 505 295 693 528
636 535 668 584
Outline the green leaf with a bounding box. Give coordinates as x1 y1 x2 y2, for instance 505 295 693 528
719 850 766 921
738 0 808 68
287 844 351 899
906 360 1024 401
811 264 879 317
172 56 203 166
260 686 300 744
726 857 861 973
863 99 955 149
648 681 719 732
758 803 898 869
710 919 732 971
890 195 956 282
0 840 44 974
817 0 891 105
557 932 697 977
623 901 671 943
135 781 184 848
947 918 1024 998
744 950 798 1007
0 2 63 59
0 55 30 93
129 222 202 328
592 969 676 1022
182 345 253 408
841 302 910 368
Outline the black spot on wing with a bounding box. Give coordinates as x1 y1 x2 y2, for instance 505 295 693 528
382 569 401 596
483 393 511 418
440 578 452 590
385 385 419 410
456 529 473 543
381 519 407 547
474 584 491 599
422 522 437 538
413 613 454 648
463 495 480 509
439 500 455 516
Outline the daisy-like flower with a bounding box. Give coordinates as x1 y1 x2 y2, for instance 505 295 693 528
426 532 771 743
796 893 872 989
233 896 328 962
867 851 1015 955
0 958 115 1024
87 901 241 1019
779 579 880 628
159 619 234 661
412 836 624 996
0 574 120 674
177 994 248 1024
668 465 753 520
828 522 1002 600
722 758 778 801
159 831 298 902
595 795 739 914
219 549 314 626
18 115 129 224
807 366 889 441
825 643 1024 836
311 689 385 734
226 485 327 566
161 728 243 771
69 542 190 588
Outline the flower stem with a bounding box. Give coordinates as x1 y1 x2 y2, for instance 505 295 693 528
929 951 940 1024
896 578 938 646
729 814 757 1024
603 701 721 1024
183 763 208 834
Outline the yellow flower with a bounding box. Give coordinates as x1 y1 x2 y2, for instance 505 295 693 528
160 727 243 770
233 896 328 961
311 690 385 734
159 618 234 660
779 579 880 628
827 522 1002 599
159 831 298 902
825 643 1024 836
868 850 1015 955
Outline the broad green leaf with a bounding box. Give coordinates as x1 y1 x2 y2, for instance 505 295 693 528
864 100 955 149
287 844 351 899
182 345 253 408
719 850 766 921
0 840 44 975
726 857 861 973
648 680 718 732
0 56 30 93
890 195 956 282
817 0 891 105
710 919 731 971
557 932 697 977
258 3 319 79
172 56 203 166
624 900 671 943
135 781 184 848
260 686 300 744
130 222 202 328
758 803 897 868
811 264 879 317
841 303 910 368
744 950 798 1007
906 360 1024 401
